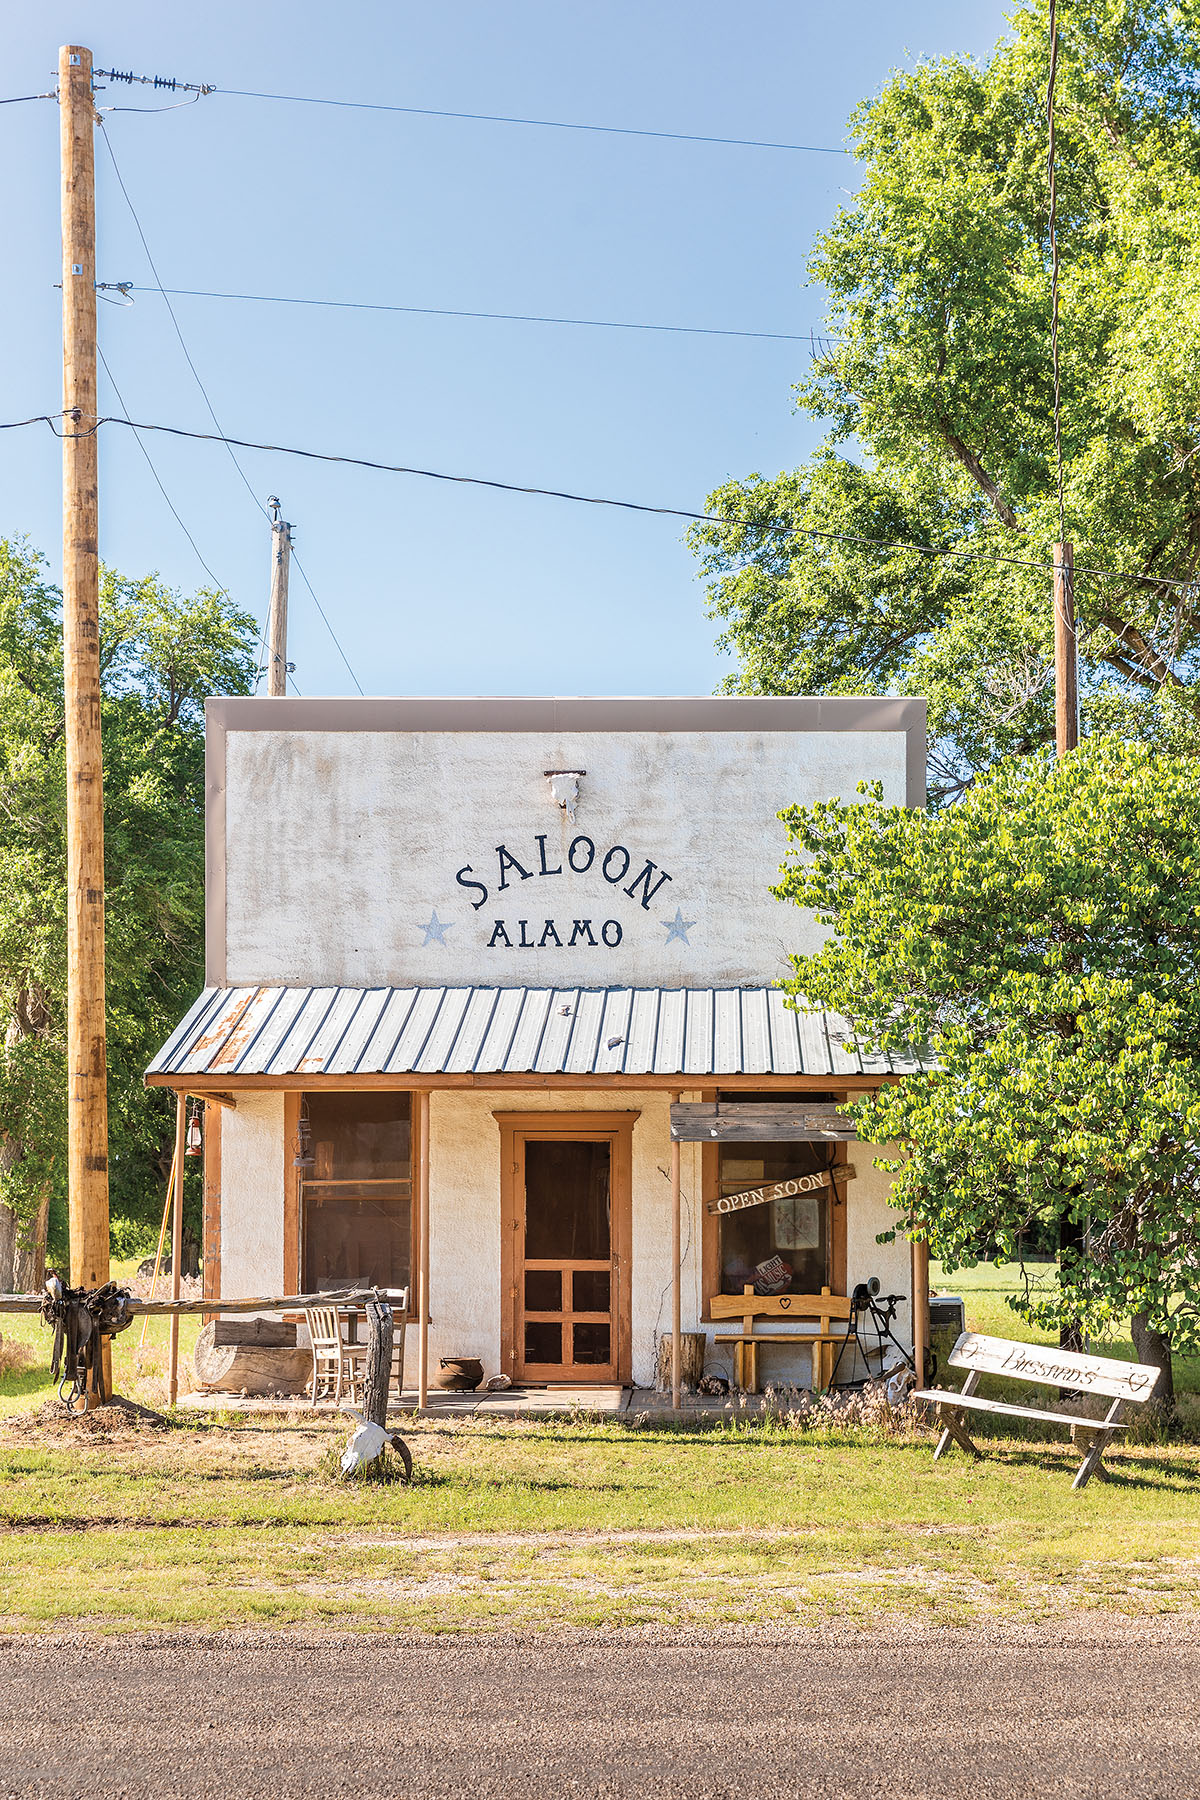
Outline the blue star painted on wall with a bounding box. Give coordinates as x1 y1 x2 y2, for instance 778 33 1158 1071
420 909 454 946
662 907 697 946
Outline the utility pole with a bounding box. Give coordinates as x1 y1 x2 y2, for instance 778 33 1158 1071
59 46 111 1335
1054 540 1078 754
267 498 291 696
1054 539 1083 1359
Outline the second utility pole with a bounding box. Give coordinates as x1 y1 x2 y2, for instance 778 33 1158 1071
1054 540 1078 754
60 45 111 1346
267 498 292 696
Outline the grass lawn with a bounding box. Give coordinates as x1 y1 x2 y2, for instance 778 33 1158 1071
0 1260 1196 1635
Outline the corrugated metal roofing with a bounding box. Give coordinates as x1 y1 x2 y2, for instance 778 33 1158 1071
147 986 924 1081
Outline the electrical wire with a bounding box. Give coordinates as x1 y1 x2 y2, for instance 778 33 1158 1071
0 92 55 105
216 85 848 155
98 126 269 524
131 285 826 346
99 124 364 694
21 410 1196 593
289 546 364 695
97 342 237 603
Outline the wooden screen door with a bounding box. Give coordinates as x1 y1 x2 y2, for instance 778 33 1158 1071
498 1113 635 1385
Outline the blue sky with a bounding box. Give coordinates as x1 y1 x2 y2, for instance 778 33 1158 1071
3 2 1009 698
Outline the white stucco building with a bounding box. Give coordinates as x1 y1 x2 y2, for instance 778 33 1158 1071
149 695 928 1396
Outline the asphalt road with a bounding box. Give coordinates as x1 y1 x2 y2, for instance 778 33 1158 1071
0 1623 1197 1799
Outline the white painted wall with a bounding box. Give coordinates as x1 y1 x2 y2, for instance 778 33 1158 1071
421 1090 912 1389
218 1093 285 1299
223 727 908 989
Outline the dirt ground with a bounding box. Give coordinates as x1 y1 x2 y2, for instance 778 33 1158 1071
0 1620 1197 1798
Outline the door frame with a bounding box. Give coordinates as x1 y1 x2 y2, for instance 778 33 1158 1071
496 1110 638 1385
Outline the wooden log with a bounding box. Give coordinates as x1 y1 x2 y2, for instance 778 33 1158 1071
0 1286 403 1316
654 1332 706 1394
361 1299 393 1428
194 1320 310 1395
209 1318 296 1348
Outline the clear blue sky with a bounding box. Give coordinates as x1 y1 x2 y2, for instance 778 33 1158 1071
3 2 1009 698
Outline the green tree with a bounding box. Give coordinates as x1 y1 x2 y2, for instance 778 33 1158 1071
774 738 1200 1410
691 0 1200 800
0 538 258 1286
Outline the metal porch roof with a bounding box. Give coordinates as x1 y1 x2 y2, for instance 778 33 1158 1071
146 986 923 1082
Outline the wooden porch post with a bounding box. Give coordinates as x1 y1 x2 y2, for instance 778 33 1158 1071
671 1091 682 1413
168 1092 186 1404
416 1089 430 1410
911 1227 930 1386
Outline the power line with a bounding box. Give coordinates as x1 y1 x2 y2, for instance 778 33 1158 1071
18 410 1196 594
216 85 849 155
98 126 269 523
0 92 55 105
99 126 366 694
96 343 236 603
290 548 364 695
131 285 827 346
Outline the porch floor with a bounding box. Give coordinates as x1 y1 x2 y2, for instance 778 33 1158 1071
178 1385 777 1420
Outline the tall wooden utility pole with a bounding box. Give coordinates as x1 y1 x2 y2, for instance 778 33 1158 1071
60 44 110 1311
1054 539 1083 1359
1054 540 1078 754
267 498 291 696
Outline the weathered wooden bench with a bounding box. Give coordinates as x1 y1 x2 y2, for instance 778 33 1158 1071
914 1331 1161 1491
710 1286 853 1392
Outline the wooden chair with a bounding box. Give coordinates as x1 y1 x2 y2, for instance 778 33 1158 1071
305 1306 365 1406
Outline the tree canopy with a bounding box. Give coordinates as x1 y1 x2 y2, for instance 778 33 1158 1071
775 738 1200 1402
0 538 258 1284
691 0 1200 799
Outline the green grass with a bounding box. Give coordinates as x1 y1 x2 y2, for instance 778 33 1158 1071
0 1260 1196 1634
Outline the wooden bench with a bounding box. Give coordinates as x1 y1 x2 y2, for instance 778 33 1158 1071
710 1286 853 1393
914 1331 1161 1491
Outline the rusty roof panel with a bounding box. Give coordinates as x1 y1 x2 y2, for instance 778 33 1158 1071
148 986 925 1080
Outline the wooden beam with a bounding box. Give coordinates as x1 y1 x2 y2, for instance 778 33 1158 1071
168 1093 185 1404
146 1071 888 1094
194 1091 237 1111
671 1089 681 1414
416 1089 430 1411
911 1228 930 1386
671 1102 857 1141
0 1287 403 1316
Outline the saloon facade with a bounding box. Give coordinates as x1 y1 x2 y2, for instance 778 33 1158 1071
148 695 928 1397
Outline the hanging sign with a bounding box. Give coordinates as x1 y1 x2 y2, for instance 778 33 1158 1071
705 1165 855 1216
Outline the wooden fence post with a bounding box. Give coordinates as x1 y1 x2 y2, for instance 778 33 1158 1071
362 1298 393 1430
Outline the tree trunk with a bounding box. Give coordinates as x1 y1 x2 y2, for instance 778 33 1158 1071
0 1185 49 1292
1130 1312 1174 1418
654 1332 706 1393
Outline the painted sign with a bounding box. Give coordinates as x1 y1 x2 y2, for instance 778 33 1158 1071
219 714 913 989
705 1165 854 1216
949 1332 1161 1401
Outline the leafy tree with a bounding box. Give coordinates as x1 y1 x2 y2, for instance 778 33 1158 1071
691 0 1200 800
774 738 1200 1411
0 538 258 1286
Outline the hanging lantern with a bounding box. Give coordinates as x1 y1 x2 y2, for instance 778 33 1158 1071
185 1108 203 1156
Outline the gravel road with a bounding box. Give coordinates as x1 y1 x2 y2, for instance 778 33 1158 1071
0 1621 1196 1798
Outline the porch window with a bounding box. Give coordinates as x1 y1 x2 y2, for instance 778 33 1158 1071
716 1139 834 1296
300 1092 412 1292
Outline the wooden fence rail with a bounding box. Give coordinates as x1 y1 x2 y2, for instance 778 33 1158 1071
0 1288 394 1317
